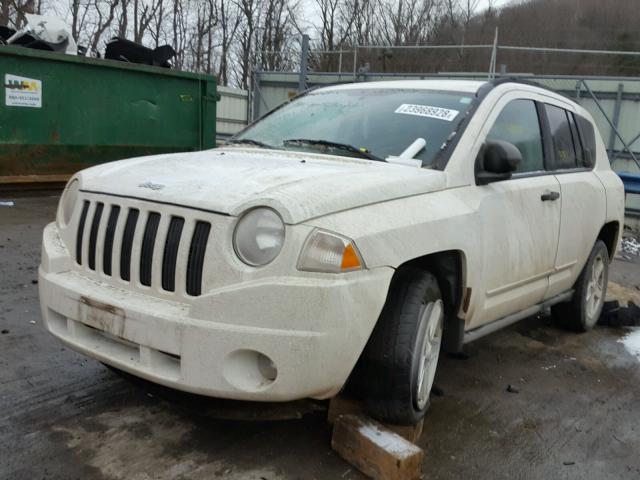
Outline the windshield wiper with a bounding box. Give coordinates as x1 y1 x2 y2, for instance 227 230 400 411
226 138 274 149
283 138 382 161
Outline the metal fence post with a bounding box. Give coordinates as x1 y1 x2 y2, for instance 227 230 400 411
608 83 624 154
298 34 309 92
252 70 261 121
488 28 499 80
353 45 358 81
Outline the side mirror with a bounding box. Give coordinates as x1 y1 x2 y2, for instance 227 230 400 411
475 140 522 185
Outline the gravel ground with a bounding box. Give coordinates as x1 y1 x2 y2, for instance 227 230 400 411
1 194 639 480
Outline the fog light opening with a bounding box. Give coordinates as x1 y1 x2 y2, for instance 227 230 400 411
223 350 278 392
258 354 278 382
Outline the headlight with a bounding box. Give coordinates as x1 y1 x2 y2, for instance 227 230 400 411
297 229 364 273
59 178 79 226
233 207 285 266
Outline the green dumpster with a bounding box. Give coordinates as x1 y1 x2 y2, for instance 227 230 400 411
0 45 217 184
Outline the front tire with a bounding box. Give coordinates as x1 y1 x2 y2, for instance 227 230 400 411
357 267 444 425
552 240 609 331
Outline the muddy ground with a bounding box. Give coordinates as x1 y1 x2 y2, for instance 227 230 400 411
1 194 639 480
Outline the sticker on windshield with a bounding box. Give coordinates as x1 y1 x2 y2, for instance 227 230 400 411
394 104 459 121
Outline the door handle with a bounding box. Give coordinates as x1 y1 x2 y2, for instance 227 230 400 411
541 191 560 201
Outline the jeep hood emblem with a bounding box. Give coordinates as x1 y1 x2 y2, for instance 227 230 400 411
138 181 165 191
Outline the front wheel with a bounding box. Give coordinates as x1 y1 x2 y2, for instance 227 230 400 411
552 240 609 331
356 267 444 425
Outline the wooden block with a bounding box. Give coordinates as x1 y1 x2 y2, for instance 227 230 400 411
328 396 425 442
384 418 424 443
332 414 424 480
327 395 364 425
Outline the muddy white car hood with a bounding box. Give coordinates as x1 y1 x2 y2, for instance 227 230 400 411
79 148 447 224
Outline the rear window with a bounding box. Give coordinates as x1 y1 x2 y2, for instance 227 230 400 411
567 113 584 165
575 114 597 168
545 104 578 169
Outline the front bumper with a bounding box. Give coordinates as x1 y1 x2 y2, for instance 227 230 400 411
39 222 393 401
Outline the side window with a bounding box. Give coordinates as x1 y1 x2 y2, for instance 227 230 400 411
567 112 584 164
487 99 545 173
575 114 597 168
545 104 578 169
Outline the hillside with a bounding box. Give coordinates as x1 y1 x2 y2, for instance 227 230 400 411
355 0 640 76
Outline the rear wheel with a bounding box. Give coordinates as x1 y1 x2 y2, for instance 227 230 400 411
552 240 609 331
357 267 443 425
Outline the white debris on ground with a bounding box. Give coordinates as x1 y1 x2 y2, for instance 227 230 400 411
0 201 15 207
618 328 640 361
621 235 640 256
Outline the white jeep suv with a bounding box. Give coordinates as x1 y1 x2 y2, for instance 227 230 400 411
39 79 624 425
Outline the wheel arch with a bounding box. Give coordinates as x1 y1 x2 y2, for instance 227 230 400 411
597 221 620 261
345 249 468 409
395 249 467 353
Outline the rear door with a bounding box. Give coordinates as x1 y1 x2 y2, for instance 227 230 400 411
542 104 606 298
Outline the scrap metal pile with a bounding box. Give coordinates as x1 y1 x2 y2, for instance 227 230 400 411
0 14 175 68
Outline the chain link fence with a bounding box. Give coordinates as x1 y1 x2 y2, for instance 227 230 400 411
261 42 640 77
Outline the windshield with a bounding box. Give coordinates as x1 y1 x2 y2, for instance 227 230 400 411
234 88 475 167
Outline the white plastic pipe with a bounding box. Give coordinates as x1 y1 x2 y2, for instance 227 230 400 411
399 138 426 159
386 138 426 168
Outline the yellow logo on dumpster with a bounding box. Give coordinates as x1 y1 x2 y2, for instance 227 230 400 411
4 74 42 108
4 79 40 92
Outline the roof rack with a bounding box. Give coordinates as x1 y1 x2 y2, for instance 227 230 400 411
489 76 555 93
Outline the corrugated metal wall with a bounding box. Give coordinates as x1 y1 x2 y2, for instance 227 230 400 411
216 85 248 141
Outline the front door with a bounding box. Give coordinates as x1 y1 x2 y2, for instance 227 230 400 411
469 98 562 328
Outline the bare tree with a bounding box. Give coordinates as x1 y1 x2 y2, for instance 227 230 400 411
89 0 118 54
217 0 241 84
4 0 36 28
1 1 10 25
378 0 439 46
260 0 298 70
315 0 358 51
234 0 258 88
189 0 217 72
352 0 379 46
170 0 189 69
12 0 640 84
132 0 160 42
313 0 359 71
